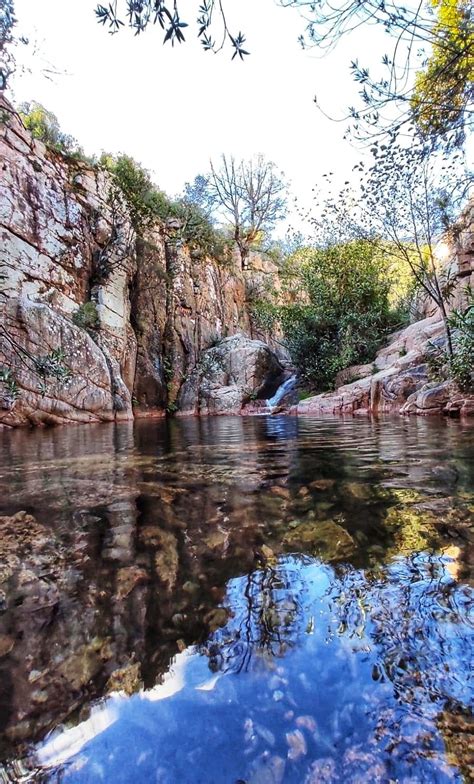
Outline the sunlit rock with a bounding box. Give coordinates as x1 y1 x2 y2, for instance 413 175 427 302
283 520 356 561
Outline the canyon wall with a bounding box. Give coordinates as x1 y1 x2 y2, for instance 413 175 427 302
0 98 285 426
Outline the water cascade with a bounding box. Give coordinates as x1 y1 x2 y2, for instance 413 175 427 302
266 374 297 409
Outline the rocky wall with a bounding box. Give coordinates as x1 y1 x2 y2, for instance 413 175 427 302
0 97 284 426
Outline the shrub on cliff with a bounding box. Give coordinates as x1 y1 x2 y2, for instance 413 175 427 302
427 291 474 392
72 301 100 331
18 101 93 162
102 154 227 259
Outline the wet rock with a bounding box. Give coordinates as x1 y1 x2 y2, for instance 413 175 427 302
431 464 459 485
116 566 149 600
182 580 200 597
106 661 142 696
178 335 285 416
255 723 276 747
437 703 474 782
309 479 336 491
57 638 112 691
146 529 178 591
298 487 310 498
260 544 276 562
249 755 286 784
204 529 228 550
286 729 307 761
342 482 371 500
269 486 291 499
283 520 356 561
0 634 15 657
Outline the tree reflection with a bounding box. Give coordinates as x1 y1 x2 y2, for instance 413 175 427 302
203 562 308 674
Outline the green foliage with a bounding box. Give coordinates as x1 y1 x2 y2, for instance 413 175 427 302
19 101 93 162
0 367 19 402
449 296 474 391
278 240 404 390
250 300 279 333
72 301 100 331
162 356 173 382
426 292 474 391
102 154 227 258
33 348 71 381
298 390 312 401
95 1 249 60
411 0 473 145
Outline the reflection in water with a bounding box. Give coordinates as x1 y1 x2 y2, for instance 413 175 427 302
0 416 472 782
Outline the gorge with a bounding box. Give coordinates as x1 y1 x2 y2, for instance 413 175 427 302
2 96 473 428
0 92 473 784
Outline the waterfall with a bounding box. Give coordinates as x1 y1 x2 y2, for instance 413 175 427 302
266 375 297 409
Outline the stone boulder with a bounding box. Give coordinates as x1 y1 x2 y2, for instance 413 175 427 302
0 298 130 426
178 334 285 415
401 381 474 417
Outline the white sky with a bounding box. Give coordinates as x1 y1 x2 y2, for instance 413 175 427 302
10 0 396 227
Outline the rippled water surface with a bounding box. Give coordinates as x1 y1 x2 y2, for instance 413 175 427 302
0 416 473 783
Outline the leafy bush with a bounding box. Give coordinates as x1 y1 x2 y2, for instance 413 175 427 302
72 301 100 331
278 240 405 390
0 367 20 402
19 101 94 163
427 293 474 392
250 300 279 333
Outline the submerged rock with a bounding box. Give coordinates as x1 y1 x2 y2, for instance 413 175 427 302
204 607 230 632
249 755 286 784
286 728 307 761
283 520 356 562
116 566 149 600
106 661 142 696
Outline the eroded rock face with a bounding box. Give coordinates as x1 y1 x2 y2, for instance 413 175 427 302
297 315 474 418
178 334 285 415
0 299 120 426
0 98 282 425
0 98 136 426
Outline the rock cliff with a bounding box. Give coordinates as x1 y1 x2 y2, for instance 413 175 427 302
0 98 286 426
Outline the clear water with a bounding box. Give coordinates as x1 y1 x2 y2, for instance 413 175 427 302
0 416 472 783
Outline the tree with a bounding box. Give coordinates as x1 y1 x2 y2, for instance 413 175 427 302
309 141 470 358
411 0 474 145
0 0 19 90
18 101 78 153
187 155 287 267
282 0 473 148
92 1 473 148
95 0 249 59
